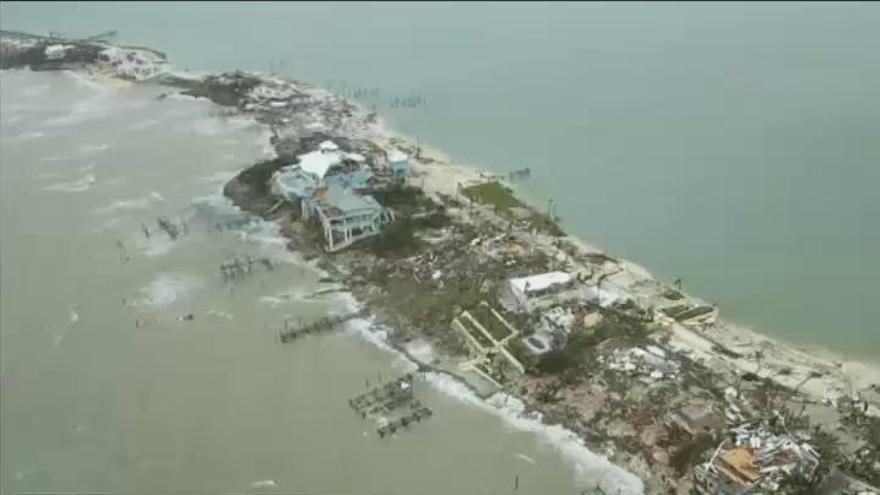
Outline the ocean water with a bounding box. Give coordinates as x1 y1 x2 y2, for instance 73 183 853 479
2 2 877 361
0 71 643 493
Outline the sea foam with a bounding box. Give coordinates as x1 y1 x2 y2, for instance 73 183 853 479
132 273 203 308
340 304 644 494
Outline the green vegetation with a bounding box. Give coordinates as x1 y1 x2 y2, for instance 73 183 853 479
469 304 513 341
535 313 651 374
462 181 565 236
369 217 424 257
462 181 523 212
669 433 715 475
372 183 435 216
412 210 452 230
457 316 494 348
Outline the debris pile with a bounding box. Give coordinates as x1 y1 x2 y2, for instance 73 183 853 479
696 409 823 493
599 345 682 384
97 45 167 81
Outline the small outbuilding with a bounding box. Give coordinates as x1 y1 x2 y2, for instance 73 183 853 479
388 149 411 176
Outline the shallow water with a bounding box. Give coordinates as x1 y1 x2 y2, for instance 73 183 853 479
0 71 642 494
3 1 877 361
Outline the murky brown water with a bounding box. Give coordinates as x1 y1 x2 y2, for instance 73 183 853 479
0 70 642 495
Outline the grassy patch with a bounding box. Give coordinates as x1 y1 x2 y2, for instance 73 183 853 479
462 181 564 236
372 183 435 216
462 181 523 213
469 304 513 341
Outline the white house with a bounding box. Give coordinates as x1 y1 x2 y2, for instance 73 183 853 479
296 140 371 189
507 271 574 311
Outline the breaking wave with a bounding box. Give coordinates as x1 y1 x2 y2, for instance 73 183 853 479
340 305 644 494
424 373 644 494
21 83 50 98
43 173 97 192
43 93 112 128
93 191 165 215
11 130 45 141
126 118 161 132
132 273 203 308
79 143 110 155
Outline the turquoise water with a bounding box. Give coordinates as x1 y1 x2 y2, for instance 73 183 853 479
2 2 878 359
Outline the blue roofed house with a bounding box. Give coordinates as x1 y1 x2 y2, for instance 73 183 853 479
313 183 394 252
270 140 399 252
271 140 373 220
271 166 320 219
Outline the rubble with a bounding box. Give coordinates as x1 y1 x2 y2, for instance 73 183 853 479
599 345 683 384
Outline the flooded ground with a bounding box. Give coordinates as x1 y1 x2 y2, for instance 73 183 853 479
0 70 642 494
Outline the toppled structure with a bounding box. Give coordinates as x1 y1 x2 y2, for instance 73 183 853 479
600 344 683 384
696 424 821 493
451 302 525 386
96 45 167 81
666 403 725 438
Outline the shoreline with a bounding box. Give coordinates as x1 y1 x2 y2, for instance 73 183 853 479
3 32 878 493
384 128 880 401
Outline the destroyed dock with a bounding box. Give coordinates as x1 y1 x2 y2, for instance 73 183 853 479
347 374 434 438
278 309 368 343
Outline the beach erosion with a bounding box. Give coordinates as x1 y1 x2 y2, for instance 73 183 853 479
2 32 879 494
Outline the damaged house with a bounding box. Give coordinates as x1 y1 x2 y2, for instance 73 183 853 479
666 403 725 438
696 435 820 494
298 140 372 189
270 140 395 251
506 271 576 312
312 183 394 252
271 139 371 205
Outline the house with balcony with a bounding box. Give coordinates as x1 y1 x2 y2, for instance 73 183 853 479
313 183 395 252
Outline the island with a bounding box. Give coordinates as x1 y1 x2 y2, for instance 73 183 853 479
3 30 878 494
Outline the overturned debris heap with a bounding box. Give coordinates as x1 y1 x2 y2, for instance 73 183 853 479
696 422 821 493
